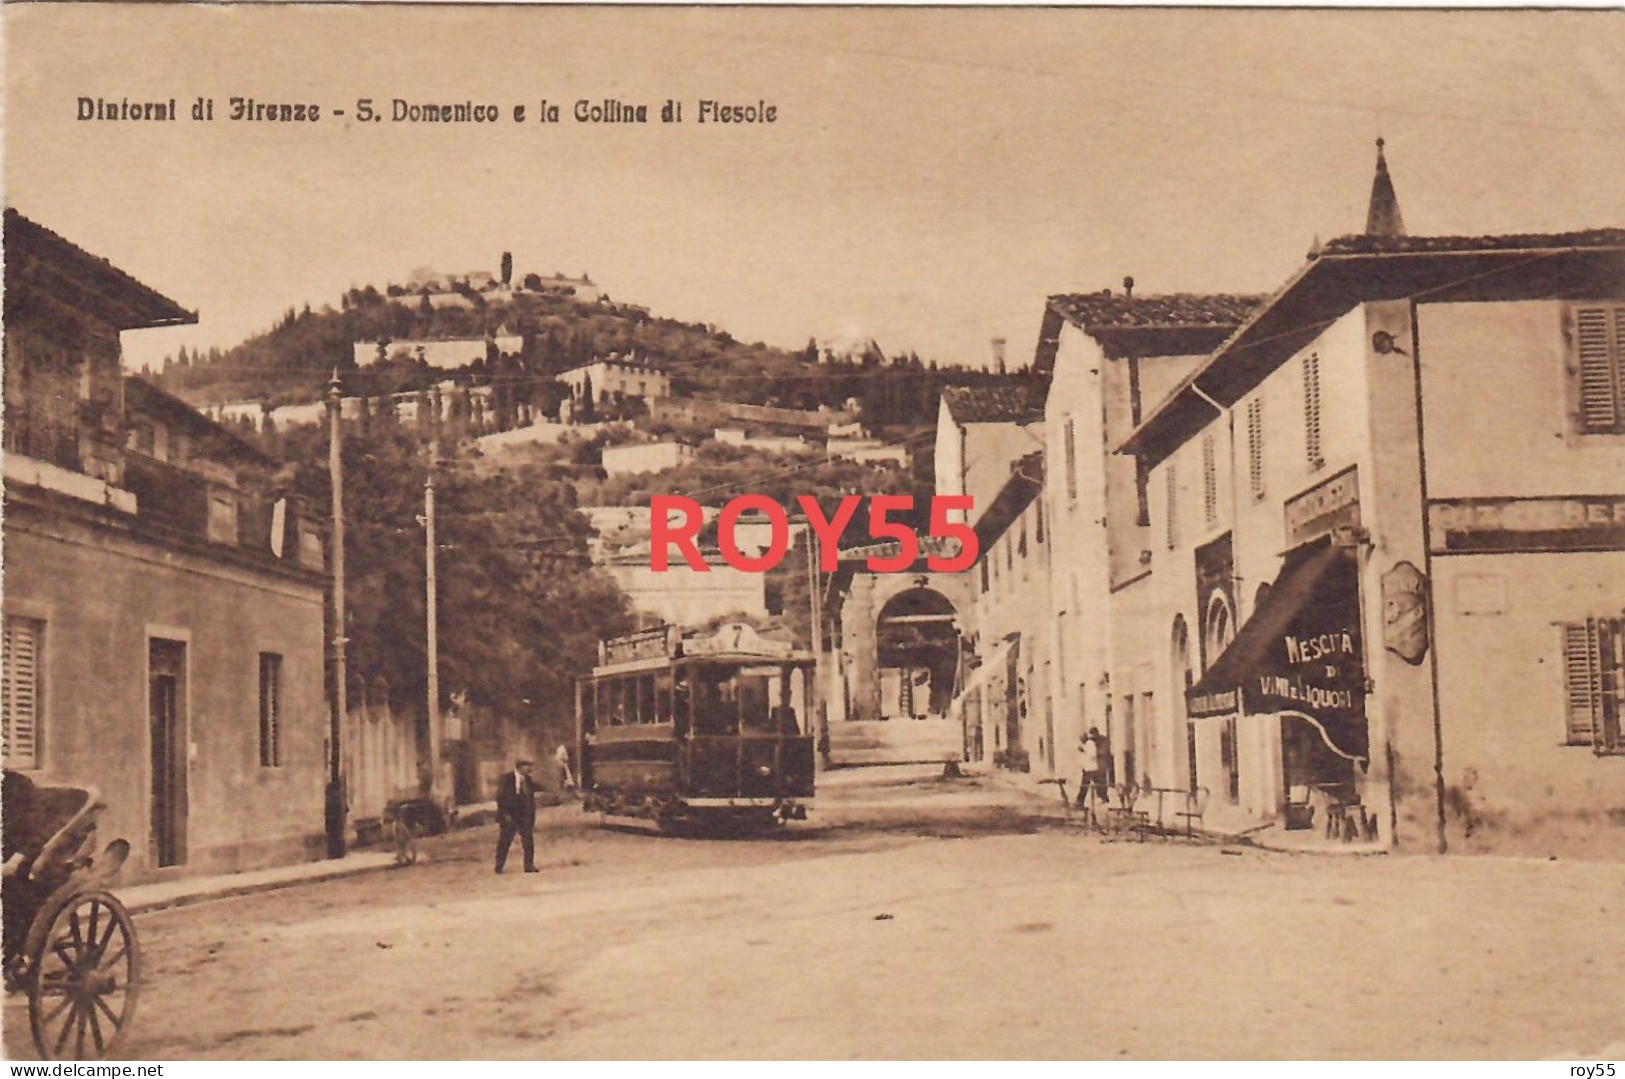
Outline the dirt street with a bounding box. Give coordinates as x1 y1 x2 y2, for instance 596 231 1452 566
6 766 1622 1060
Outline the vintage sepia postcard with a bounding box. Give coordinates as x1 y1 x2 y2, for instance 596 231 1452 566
2 2 1622 1063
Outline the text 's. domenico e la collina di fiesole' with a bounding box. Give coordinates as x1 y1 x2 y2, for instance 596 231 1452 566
75 95 779 125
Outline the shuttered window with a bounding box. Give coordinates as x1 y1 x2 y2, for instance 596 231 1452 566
1164 462 1179 550
1573 305 1625 435
259 653 283 767
1247 397 1265 500
3 617 44 769
1560 619 1622 752
1202 433 1218 525
1063 418 1078 503
1303 353 1324 470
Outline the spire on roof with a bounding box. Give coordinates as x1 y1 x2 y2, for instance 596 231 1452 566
1365 137 1406 237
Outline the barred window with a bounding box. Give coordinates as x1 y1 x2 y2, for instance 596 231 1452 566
259 653 283 767
2 616 44 769
1572 305 1625 435
1560 620 1622 753
1202 433 1218 526
1246 397 1265 500
1303 352 1323 470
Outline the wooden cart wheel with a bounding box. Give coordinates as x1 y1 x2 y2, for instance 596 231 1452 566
28 890 140 1060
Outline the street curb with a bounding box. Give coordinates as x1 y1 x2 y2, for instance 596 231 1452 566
122 799 566 917
125 854 398 916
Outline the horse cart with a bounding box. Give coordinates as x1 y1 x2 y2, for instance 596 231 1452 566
3 772 140 1060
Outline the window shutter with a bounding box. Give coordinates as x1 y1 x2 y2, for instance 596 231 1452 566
1202 433 1218 525
1247 398 1265 499
259 653 282 767
3 617 42 769
1573 308 1621 434
1063 418 1078 503
1165 462 1179 550
1303 353 1323 468
1561 621 1600 746
1601 618 1623 753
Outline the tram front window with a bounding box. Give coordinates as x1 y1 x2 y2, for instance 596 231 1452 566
692 666 738 735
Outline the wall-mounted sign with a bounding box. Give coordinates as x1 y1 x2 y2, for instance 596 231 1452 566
1381 561 1429 664
1285 467 1361 547
1427 497 1625 554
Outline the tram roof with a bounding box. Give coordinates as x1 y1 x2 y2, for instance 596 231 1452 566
589 650 816 678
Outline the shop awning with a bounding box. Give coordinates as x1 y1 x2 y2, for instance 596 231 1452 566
1186 541 1368 761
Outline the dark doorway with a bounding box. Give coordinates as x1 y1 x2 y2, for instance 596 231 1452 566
148 638 188 868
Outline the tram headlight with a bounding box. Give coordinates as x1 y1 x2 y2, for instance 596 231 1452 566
756 764 773 777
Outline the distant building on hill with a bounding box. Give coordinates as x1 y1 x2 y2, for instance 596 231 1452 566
352 334 522 371
600 440 693 476
559 357 671 407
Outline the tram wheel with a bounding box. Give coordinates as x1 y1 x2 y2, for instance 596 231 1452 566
28 890 140 1061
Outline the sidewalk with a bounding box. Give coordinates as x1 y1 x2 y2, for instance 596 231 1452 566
120 800 508 915
974 763 1389 854
120 851 398 915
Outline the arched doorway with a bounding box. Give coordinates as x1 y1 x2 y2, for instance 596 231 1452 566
1204 593 1240 803
875 586 961 719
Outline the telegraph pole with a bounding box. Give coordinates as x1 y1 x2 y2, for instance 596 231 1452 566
424 391 443 815
804 523 831 768
325 369 349 858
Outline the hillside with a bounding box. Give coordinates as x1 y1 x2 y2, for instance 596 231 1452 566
150 276 1035 430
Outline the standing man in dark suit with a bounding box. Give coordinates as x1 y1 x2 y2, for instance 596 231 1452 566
495 758 538 873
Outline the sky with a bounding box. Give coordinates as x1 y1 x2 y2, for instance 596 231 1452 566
6 5 1625 373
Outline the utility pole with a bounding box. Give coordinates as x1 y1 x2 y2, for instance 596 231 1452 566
325 369 349 858
804 523 831 768
424 390 443 817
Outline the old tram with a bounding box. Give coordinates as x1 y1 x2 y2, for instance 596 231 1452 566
576 623 816 831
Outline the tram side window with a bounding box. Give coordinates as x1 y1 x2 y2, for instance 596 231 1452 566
638 675 656 724
656 675 674 725
739 669 773 732
673 671 691 733
692 666 739 735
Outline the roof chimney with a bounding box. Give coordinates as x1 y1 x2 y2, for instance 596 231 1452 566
1122 275 1135 299
1365 137 1407 237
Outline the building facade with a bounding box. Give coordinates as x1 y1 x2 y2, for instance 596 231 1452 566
1124 228 1625 850
1035 291 1259 796
3 210 333 881
558 357 671 406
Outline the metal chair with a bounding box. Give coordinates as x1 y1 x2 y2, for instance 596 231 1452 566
1107 782 1150 841
1175 786 1209 839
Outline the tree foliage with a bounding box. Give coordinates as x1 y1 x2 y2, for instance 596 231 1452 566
283 423 633 717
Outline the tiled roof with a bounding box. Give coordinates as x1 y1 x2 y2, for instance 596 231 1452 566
125 377 271 466
1120 227 1625 467
1047 292 1264 331
4 209 196 330
1319 229 1625 257
942 383 1045 425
